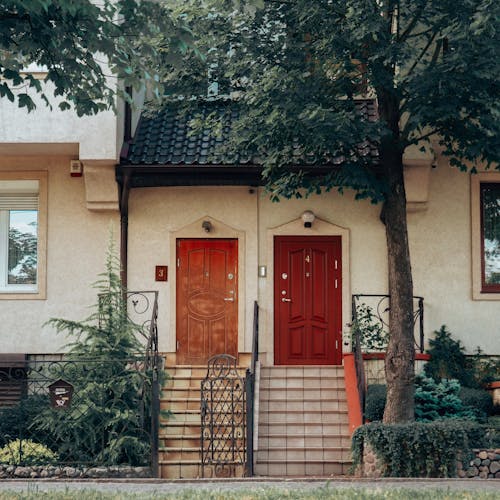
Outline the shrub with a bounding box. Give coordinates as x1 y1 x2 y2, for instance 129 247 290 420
459 387 494 418
0 395 52 448
0 439 58 465
424 326 476 387
34 238 157 466
352 420 485 477
365 384 386 422
415 375 480 422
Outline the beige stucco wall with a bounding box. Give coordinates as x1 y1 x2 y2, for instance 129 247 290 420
0 158 119 353
125 165 499 360
126 186 259 354
0 83 121 161
0 155 498 357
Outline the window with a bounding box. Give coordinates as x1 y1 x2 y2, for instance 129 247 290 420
480 183 500 292
0 173 46 299
471 172 500 300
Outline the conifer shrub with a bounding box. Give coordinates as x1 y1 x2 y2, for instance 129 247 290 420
32 239 158 466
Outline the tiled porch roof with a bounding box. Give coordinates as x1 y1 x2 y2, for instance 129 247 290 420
122 99 378 167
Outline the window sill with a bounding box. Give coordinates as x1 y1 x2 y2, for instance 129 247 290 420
0 288 44 300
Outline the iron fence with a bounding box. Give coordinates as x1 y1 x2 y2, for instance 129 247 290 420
0 290 161 472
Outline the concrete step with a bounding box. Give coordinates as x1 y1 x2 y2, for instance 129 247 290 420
259 409 349 425
254 460 351 477
255 446 351 462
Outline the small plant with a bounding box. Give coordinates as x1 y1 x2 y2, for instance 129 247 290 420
352 303 388 352
0 439 58 465
415 375 480 422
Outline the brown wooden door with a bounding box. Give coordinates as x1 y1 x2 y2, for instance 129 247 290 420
176 239 238 365
274 236 342 365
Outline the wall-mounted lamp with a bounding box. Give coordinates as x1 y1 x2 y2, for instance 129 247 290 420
301 210 316 228
202 220 212 233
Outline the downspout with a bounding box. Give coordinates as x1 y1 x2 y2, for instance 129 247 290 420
119 172 131 289
119 86 133 289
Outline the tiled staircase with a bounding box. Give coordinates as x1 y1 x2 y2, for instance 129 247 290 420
159 365 205 479
159 364 247 479
254 366 352 476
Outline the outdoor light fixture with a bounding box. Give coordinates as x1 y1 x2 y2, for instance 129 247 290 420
202 220 212 233
301 210 315 228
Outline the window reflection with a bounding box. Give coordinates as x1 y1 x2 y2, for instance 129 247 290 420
7 210 38 285
482 184 500 287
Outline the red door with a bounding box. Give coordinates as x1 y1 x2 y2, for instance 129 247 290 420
274 236 342 365
176 239 238 365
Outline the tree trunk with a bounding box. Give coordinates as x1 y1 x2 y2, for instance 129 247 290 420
378 95 416 423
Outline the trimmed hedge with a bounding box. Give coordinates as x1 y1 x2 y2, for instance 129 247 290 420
365 384 386 422
352 420 486 477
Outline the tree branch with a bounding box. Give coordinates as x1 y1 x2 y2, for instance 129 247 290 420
405 30 438 77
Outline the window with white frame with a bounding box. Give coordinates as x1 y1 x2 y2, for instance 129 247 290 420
0 180 39 293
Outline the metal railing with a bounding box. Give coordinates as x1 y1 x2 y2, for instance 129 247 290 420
0 290 160 474
245 301 259 476
351 294 425 420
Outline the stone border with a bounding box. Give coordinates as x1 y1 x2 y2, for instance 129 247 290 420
0 465 151 479
361 444 500 479
458 449 500 479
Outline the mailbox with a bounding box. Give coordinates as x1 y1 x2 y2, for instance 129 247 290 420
48 379 74 409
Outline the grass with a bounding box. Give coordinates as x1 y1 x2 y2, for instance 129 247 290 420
0 486 498 500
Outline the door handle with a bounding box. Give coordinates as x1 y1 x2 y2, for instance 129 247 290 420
282 298 291 302
224 297 234 302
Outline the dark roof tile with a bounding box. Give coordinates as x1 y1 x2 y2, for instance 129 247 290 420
123 99 378 166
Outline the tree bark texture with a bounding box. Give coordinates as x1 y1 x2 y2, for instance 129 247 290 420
378 94 416 423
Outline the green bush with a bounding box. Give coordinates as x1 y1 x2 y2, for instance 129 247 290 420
415 375 480 422
0 439 58 465
424 326 476 387
352 420 486 477
33 239 157 466
459 387 494 418
365 384 387 421
0 395 52 448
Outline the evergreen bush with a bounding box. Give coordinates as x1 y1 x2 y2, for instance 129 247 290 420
459 387 494 418
33 239 156 466
414 375 480 422
424 326 476 387
352 420 485 477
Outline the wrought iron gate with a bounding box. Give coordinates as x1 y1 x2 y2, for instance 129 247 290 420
201 354 246 478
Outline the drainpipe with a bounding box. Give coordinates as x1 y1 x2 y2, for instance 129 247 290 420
119 172 131 289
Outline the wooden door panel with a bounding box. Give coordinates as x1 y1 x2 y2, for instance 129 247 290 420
289 326 306 358
177 239 238 365
311 248 328 322
275 236 342 365
289 248 306 322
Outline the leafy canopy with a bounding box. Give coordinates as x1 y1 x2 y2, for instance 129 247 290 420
0 0 195 115
164 0 499 199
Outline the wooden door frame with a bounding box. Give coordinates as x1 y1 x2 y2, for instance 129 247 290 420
169 216 246 358
264 216 351 366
